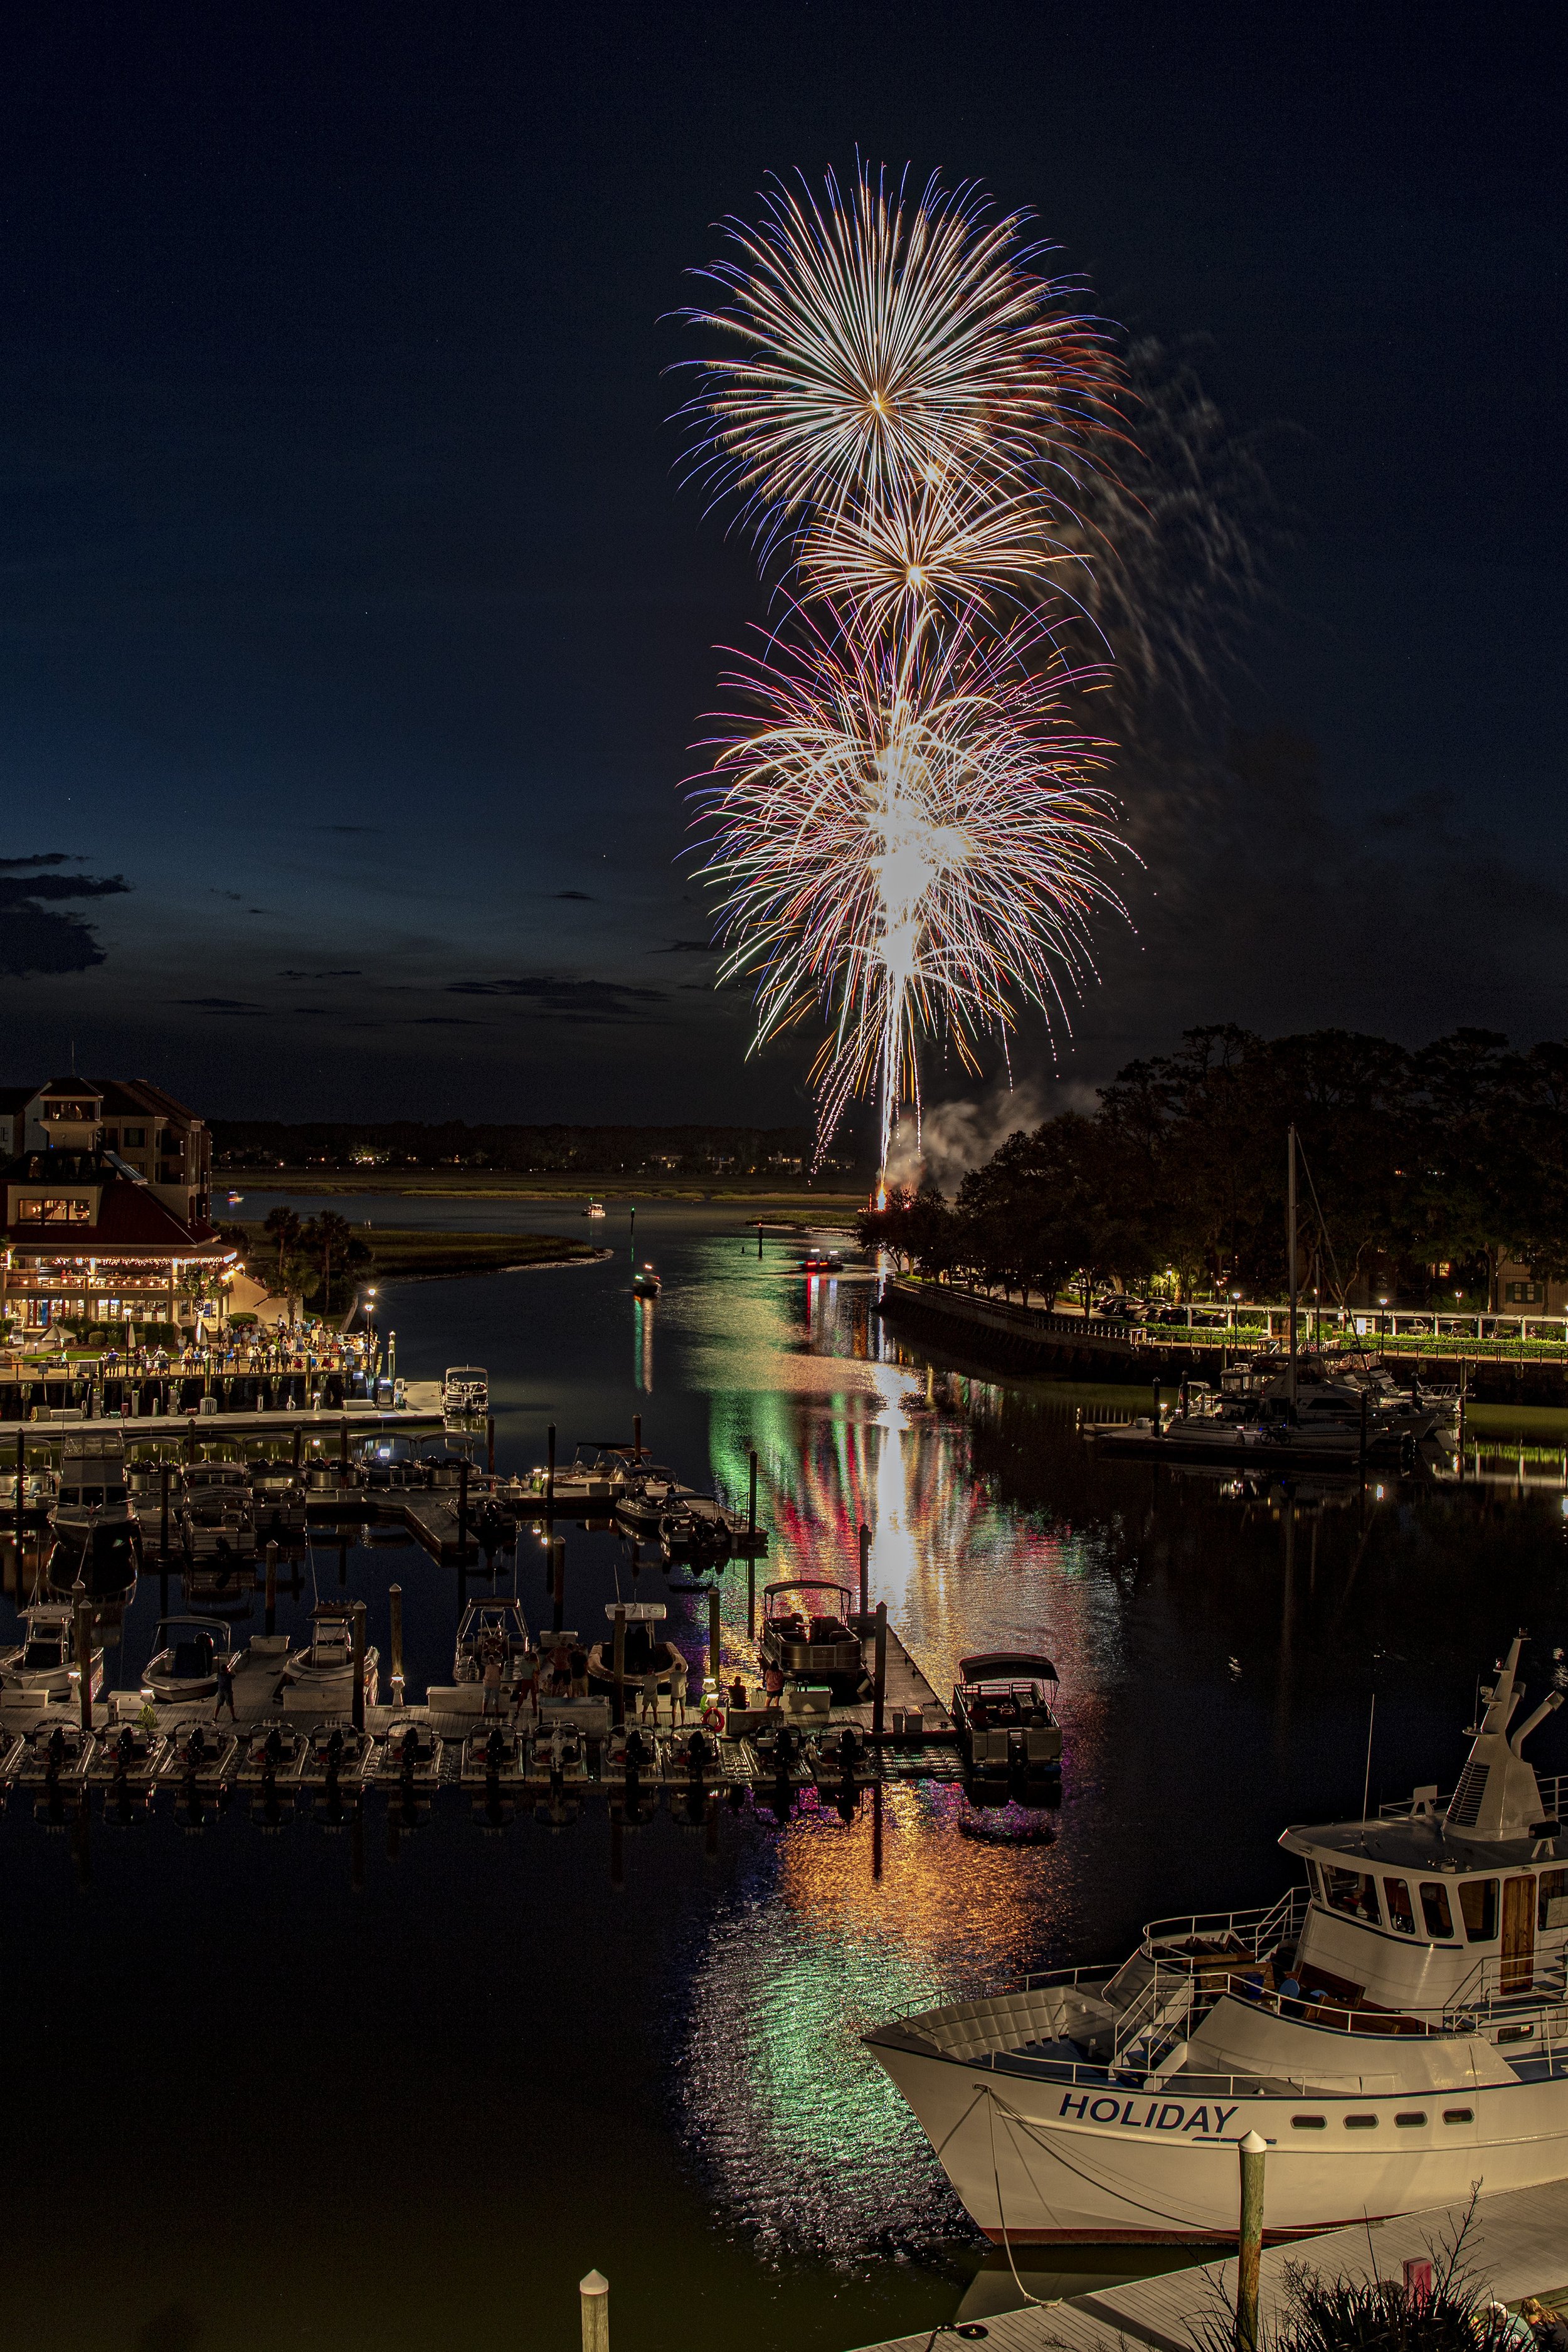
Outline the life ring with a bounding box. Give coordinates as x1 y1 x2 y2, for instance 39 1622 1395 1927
702 1703 726 1736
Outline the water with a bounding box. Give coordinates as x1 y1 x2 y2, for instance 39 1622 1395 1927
8 1199 1568 2352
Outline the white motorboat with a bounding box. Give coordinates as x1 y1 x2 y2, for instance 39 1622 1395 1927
283 1609 380 1707
586 1200 606 1219
252 1462 308 1545
453 1595 534 1697
52 1437 137 1540
869 1630 1568 2243
759 1579 866 1692
443 1366 488 1417
954 1653 1062 1773
0 1604 105 1701
630 1264 661 1298
180 1462 257 1566
141 1616 241 1704
585 1600 685 1695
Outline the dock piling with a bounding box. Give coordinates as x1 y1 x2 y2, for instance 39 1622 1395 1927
265 1541 278 1636
73 1583 93 1732
1236 2129 1266 2351
552 1535 564 1635
580 2269 609 2352
389 1583 405 1706
486 1415 495 1476
458 1457 470 1556
612 1602 626 1730
747 1449 758 1549
351 1601 367 1734
858 1522 870 1626
872 1601 887 1741
14 1428 23 1566
339 1417 349 1478
708 1583 721 1685
159 1461 171 1564
546 1422 556 1512
747 1554 754 1640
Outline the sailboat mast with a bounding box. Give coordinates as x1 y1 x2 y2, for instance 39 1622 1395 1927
1287 1123 1298 1410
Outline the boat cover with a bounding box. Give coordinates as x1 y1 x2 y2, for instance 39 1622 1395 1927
958 1652 1058 1685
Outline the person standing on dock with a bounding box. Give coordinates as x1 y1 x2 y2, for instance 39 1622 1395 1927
213 1656 236 1722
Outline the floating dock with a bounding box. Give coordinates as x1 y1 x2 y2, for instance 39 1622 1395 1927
846 2175 1568 2352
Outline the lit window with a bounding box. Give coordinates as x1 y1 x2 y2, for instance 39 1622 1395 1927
1322 1866 1382 1925
1539 1869 1568 1931
1443 2107 1474 2124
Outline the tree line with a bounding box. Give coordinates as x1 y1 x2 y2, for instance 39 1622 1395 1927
858 1026 1568 1311
211 1118 840 1174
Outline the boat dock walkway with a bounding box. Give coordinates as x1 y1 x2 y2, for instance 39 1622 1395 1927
846 2177 1568 2352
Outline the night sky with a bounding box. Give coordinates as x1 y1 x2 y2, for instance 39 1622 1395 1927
3 3 1563 1129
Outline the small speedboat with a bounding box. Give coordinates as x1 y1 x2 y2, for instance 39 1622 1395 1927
141 1616 241 1705
226 1191 244 1204
284 1610 380 1707
251 1463 308 1546
586 1601 686 1698
46 1519 140 1603
613 1465 696 1537
0 1603 105 1701
443 1366 488 1417
758 1579 866 1692
52 1438 137 1541
630 1265 661 1298
658 1495 731 1569
953 1653 1062 1774
586 1200 606 1219
803 1250 844 1274
453 1596 533 1696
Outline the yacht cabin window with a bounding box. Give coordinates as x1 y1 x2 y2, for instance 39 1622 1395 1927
1459 1878 1498 1941
1322 1865 1381 1925
1539 1868 1568 1931
1419 1882 1456 1938
1383 1878 1417 1934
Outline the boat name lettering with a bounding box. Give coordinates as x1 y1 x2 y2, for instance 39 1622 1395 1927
1058 2095 1239 2137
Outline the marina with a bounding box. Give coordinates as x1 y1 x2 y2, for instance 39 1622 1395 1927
8 1197 1568 2352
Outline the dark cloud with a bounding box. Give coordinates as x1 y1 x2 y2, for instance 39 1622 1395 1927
278 969 363 979
0 861 132 977
405 1015 481 1026
210 889 243 902
446 975 666 1024
175 997 267 1016
652 939 714 953
553 890 594 902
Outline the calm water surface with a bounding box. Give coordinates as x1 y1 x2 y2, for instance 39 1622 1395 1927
8 1199 1568 2352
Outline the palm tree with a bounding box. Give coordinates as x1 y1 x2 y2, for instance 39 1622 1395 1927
264 1207 300 1283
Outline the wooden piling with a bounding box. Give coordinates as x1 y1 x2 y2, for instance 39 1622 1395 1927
858 1522 870 1626
351 1600 367 1734
160 1461 171 1564
546 1422 556 1512
1236 2129 1266 2351
747 1553 755 1640
1359 1387 1369 1478
292 1423 302 1475
486 1415 495 1476
580 2270 609 2352
14 1428 24 1572
265 1540 278 1636
747 1449 758 1549
458 1457 470 1555
612 1601 626 1730
708 1583 721 1685
552 1535 564 1635
339 1416 349 1478
389 1582 405 1706
73 1586 93 1733
872 1601 887 1740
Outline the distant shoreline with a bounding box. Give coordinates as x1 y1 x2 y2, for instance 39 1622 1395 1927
219 1168 866 1207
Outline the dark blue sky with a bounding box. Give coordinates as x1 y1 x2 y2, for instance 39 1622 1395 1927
3 1 1563 1126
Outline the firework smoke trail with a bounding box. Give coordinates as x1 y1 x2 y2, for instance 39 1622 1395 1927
696 613 1122 1173
678 164 1133 1180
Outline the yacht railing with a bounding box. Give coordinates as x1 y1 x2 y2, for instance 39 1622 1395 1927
1138 1886 1309 1961
982 2047 1406 2099
1379 1773 1565 1821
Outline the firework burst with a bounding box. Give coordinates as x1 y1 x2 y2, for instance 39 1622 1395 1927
677 162 1142 1177
696 612 1121 1168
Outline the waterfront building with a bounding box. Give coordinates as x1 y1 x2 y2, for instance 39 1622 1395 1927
0 1144 235 1343
0 1077 211 1227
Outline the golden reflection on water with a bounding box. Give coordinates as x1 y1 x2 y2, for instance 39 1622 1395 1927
680 1245 1117 2252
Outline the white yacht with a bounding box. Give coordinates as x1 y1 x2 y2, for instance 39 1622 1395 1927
868 1631 1568 2243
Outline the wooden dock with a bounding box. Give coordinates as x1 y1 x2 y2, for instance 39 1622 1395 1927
847 2177 1568 2352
